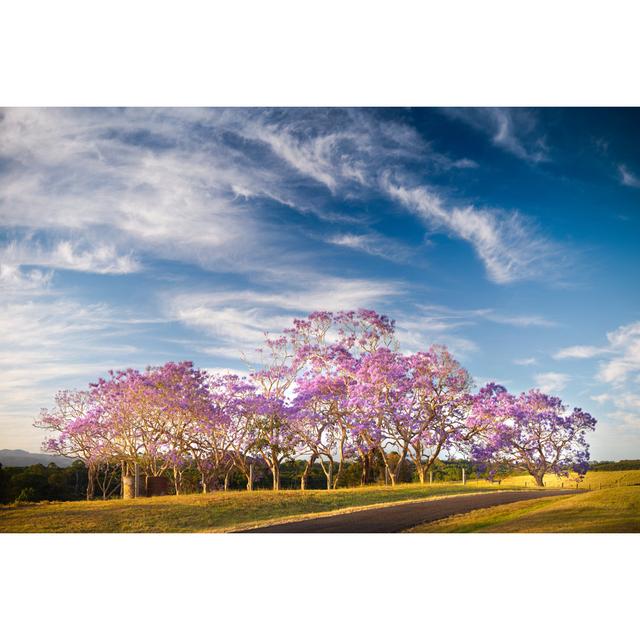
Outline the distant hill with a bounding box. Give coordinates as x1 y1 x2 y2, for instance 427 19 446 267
0 449 74 468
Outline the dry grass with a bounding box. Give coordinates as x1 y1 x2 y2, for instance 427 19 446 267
0 482 511 533
3 469 636 533
408 486 640 533
469 469 640 491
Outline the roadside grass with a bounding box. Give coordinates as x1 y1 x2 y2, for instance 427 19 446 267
2 469 636 533
468 469 640 491
407 486 640 533
0 482 515 533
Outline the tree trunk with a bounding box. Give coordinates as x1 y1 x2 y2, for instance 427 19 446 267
86 464 95 500
534 473 545 487
201 472 208 494
173 466 181 495
327 462 333 491
247 463 254 491
388 467 396 486
359 450 377 486
224 469 231 491
333 428 346 489
272 466 280 491
416 464 426 484
300 456 315 490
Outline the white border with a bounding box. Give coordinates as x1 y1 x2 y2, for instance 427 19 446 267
1 2 638 636
1 0 639 106
1 533 638 639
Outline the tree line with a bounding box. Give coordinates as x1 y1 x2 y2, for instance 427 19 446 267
35 309 596 499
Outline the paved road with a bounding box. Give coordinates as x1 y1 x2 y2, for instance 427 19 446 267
242 490 579 533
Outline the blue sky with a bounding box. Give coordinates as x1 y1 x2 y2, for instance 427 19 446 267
1 107 639 459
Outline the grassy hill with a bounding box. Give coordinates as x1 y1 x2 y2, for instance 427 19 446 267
0 482 510 533
408 486 640 532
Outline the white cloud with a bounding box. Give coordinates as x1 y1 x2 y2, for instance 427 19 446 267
241 109 426 195
414 303 554 331
554 345 610 359
514 357 537 366
619 165 640 188
325 232 414 263
0 297 137 417
1 239 140 274
380 176 560 284
444 108 549 163
534 371 570 394
554 323 640 387
575 321 640 458
488 314 556 328
0 108 299 276
165 275 401 360
0 108 568 288
0 263 52 295
597 322 640 384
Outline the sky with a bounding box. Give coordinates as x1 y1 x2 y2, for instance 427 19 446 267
0 107 639 460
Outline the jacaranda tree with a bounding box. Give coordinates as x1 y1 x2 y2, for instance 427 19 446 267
36 309 596 497
468 384 596 486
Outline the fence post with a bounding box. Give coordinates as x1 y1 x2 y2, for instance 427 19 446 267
462 467 466 485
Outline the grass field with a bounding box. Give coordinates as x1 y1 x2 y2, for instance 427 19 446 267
2 469 637 533
0 482 516 533
468 469 640 490
408 486 640 532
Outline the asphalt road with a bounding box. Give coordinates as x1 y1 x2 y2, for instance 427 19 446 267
241 489 579 533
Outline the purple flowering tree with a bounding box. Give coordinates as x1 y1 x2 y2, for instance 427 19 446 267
37 389 113 499
35 308 598 498
469 384 597 486
405 346 473 483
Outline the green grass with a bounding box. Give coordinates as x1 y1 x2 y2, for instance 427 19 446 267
0 482 517 533
407 486 640 533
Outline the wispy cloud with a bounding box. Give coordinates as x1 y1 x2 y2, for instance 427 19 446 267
444 108 549 163
415 304 555 329
554 345 610 359
487 314 556 328
1 238 140 274
0 264 52 295
380 176 561 284
598 322 640 384
325 232 414 263
534 371 570 394
165 275 402 361
395 315 478 357
514 357 537 366
0 108 567 287
618 164 640 188
554 321 640 385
